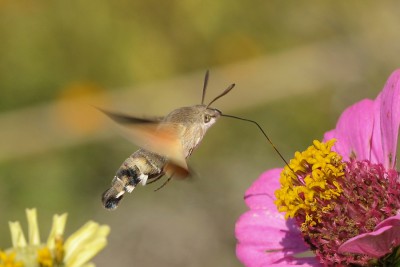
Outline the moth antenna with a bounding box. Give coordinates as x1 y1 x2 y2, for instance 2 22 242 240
201 70 210 105
221 114 294 173
206 83 235 108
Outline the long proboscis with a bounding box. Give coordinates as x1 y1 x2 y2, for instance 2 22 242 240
221 114 293 172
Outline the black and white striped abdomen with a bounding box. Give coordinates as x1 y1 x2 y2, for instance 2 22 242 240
102 149 167 210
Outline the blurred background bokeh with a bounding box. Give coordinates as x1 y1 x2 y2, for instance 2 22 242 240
1 1 400 266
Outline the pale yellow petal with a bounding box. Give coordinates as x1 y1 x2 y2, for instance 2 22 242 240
46 213 68 249
95 225 110 239
64 222 100 260
63 221 96 260
8 221 27 248
64 223 110 266
66 238 107 267
26 208 40 245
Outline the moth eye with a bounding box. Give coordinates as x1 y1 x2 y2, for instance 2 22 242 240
204 114 211 123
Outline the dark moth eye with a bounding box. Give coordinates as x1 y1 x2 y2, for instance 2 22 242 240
204 114 211 123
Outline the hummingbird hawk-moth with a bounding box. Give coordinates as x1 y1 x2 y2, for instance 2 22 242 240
100 71 288 210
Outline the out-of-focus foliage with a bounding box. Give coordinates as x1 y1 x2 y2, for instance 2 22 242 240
1 1 400 266
2 0 397 111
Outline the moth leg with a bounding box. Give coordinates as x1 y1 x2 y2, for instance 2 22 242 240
145 174 164 185
154 175 174 192
153 162 177 191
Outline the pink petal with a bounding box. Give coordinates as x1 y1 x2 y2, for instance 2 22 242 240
244 168 283 211
323 99 375 162
339 214 400 258
375 214 400 231
236 169 320 266
370 93 384 165
236 210 319 266
338 225 400 258
377 69 400 169
324 70 400 168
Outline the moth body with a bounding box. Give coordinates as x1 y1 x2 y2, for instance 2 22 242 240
101 103 222 210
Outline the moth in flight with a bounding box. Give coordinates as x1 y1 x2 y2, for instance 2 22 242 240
100 71 287 210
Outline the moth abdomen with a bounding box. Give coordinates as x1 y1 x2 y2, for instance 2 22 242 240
102 150 166 210
102 187 124 210
102 163 141 210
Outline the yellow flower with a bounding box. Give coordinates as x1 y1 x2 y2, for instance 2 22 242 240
2 208 110 267
274 139 345 229
0 251 23 267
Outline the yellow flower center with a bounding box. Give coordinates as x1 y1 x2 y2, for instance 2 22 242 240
37 248 53 267
0 251 23 267
37 237 64 267
54 237 64 265
274 139 345 230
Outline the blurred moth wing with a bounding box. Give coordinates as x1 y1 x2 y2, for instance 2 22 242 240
100 71 241 210
100 109 189 177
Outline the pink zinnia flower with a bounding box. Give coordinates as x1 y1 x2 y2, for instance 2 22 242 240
235 70 400 266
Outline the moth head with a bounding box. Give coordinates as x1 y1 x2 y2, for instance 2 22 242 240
164 70 234 129
163 105 221 129
161 71 234 157
202 106 221 128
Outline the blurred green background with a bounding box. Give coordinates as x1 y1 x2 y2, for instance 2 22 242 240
1 1 400 266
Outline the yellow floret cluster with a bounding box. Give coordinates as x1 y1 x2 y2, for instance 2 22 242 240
274 139 345 229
